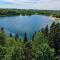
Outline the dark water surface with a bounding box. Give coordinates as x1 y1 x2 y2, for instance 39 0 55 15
0 15 58 39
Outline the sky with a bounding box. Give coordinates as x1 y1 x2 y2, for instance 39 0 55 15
0 0 60 10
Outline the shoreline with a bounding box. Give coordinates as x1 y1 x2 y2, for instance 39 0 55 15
49 16 60 21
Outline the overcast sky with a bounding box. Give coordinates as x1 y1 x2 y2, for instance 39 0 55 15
0 0 60 10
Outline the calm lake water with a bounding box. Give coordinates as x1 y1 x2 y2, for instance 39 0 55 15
0 15 59 39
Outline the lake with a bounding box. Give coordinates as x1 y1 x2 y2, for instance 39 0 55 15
0 15 59 39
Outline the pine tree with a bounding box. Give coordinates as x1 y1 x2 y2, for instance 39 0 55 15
9 33 12 37
32 32 36 41
49 22 60 54
44 25 49 37
32 33 34 41
41 28 44 33
24 32 28 43
50 22 56 32
15 33 19 41
0 27 4 32
54 23 60 54
0 27 6 46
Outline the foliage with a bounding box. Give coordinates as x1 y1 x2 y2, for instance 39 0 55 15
0 9 60 18
0 22 60 60
32 32 55 60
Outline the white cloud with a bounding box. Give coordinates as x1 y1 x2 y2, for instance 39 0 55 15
0 0 60 10
32 1 60 10
0 0 16 3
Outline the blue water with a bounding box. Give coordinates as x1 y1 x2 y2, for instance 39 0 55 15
0 15 54 39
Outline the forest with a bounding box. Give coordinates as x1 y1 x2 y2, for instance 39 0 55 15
0 9 60 18
0 22 60 60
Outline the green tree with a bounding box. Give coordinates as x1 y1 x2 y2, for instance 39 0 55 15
14 33 19 41
0 28 6 46
9 33 13 37
32 32 55 60
49 22 60 54
0 46 6 60
11 46 23 60
24 32 28 43
24 42 32 60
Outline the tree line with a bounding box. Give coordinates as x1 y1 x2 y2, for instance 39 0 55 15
0 9 60 18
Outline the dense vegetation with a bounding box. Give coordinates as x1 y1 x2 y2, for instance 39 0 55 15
0 9 60 18
0 22 60 60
